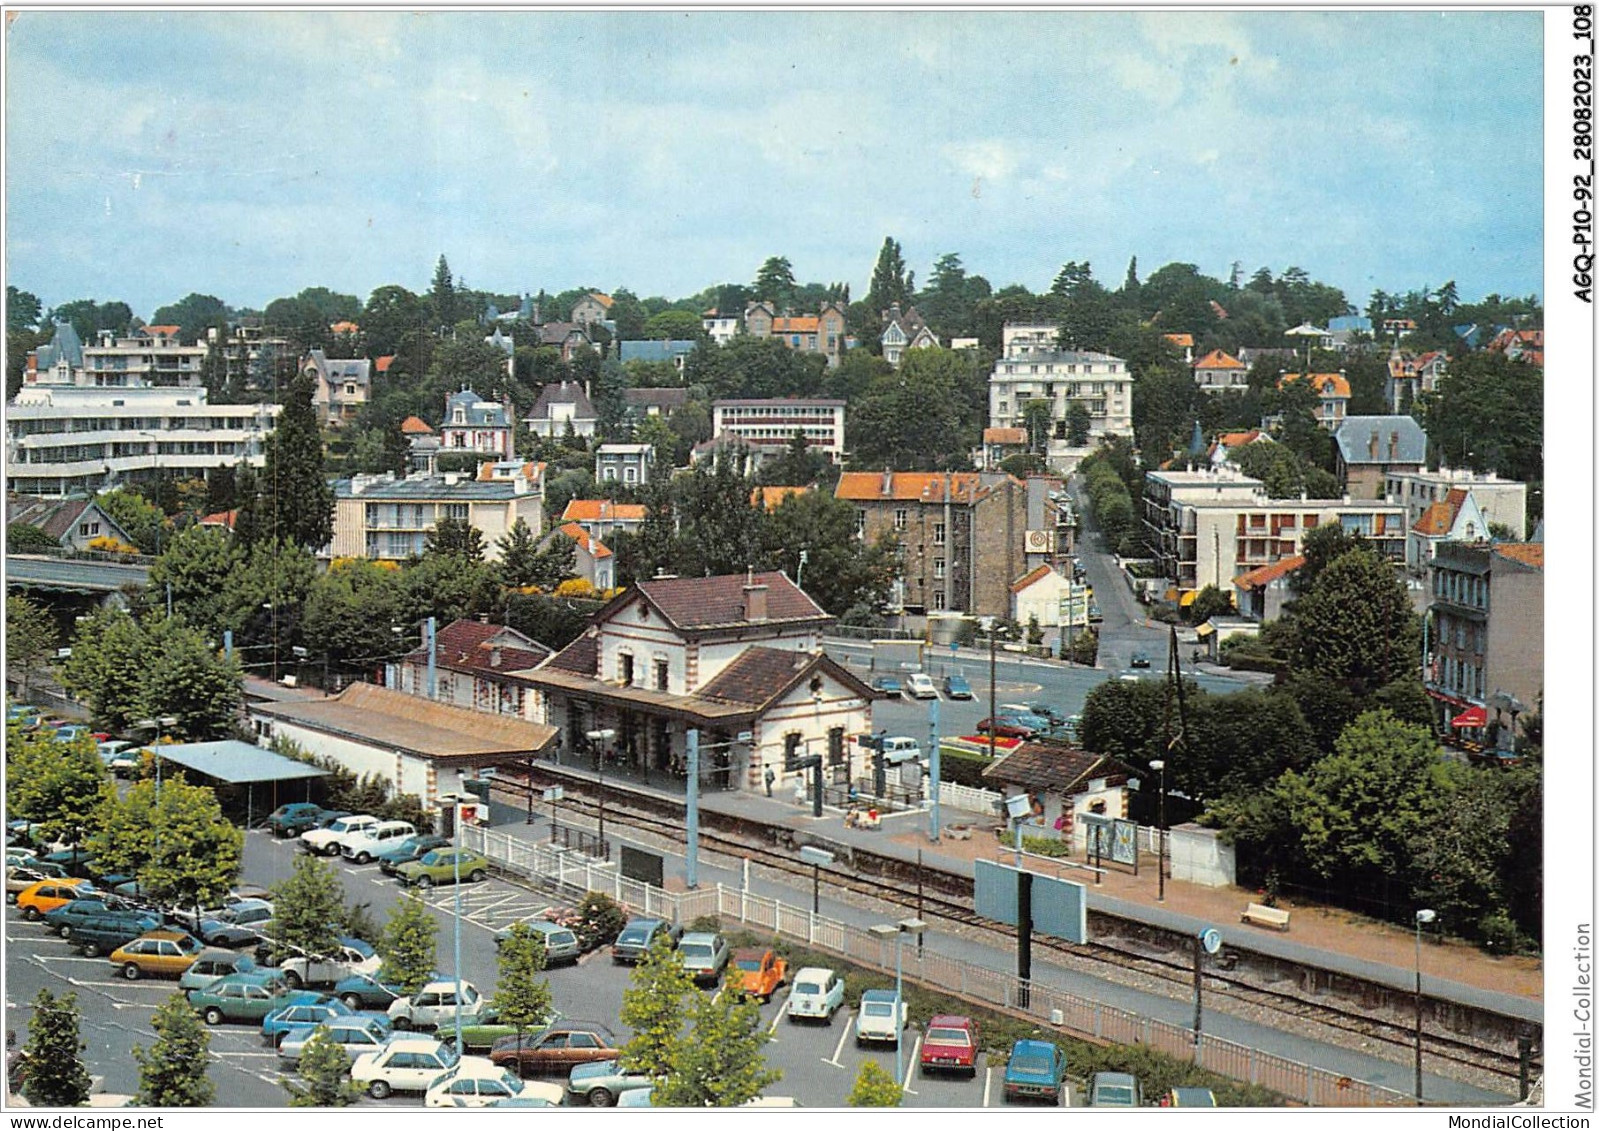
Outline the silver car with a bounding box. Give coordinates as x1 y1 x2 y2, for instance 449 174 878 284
277 1017 393 1065
494 920 581 965
676 932 730 986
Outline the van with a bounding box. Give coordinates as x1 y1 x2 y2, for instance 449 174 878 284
878 736 921 764
786 967 844 1023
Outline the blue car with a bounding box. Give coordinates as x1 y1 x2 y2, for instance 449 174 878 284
870 676 902 697
1003 1039 1065 1104
332 972 411 1011
942 673 974 699
261 997 376 1045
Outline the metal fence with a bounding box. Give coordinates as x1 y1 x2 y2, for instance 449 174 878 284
465 825 1418 1106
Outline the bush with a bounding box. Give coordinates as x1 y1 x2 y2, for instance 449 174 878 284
1020 835 1072 857
574 891 627 950
936 746 994 789
687 914 721 933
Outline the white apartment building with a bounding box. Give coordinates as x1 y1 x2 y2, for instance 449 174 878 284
81 327 208 388
1143 468 1405 598
987 323 1132 454
1384 468 1528 542
710 398 846 462
6 385 280 497
701 311 741 345
330 460 545 563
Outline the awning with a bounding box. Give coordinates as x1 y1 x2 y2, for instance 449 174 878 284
1180 590 1199 607
154 741 329 784
1194 622 1216 638
1451 705 1488 728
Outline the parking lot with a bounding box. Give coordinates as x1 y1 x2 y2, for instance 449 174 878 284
7 825 1051 1107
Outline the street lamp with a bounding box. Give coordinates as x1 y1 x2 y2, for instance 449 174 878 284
1414 908 1436 1103
586 727 616 855
135 716 178 857
1148 759 1167 902
869 917 926 1092
979 616 997 763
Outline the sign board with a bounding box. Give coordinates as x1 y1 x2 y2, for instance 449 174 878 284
973 859 1088 944
1023 529 1056 554
542 786 565 802
1058 582 1092 628
1083 815 1139 866
620 845 664 888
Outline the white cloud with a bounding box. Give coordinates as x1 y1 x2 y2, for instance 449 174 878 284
939 140 1020 183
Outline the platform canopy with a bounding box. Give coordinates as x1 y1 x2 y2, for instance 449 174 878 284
153 741 327 784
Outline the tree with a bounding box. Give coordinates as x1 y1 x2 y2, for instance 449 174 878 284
863 237 911 319
496 519 542 587
848 1060 902 1106
6 594 56 698
379 891 439 998
423 516 486 561
268 853 347 959
21 988 92 1106
5 723 105 843
1286 545 1421 694
672 456 766 579
284 1026 362 1106
1131 364 1197 458
150 293 228 344
362 284 425 360
751 256 797 309
492 923 553 1041
133 991 213 1106
618 935 696 1078
1021 399 1053 454
429 255 458 328
95 487 169 555
640 309 704 341
653 985 779 1107
1419 350 1543 488
7 285 42 332
1065 402 1092 446
1187 585 1232 623
301 558 406 680
60 610 242 739
87 775 242 914
528 531 578 590
259 367 335 551
851 348 974 470
761 490 897 618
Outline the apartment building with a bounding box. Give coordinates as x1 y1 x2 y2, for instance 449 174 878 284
81 326 207 388
710 398 846 462
1333 415 1427 499
987 324 1132 455
1385 468 1528 542
6 385 280 497
330 460 544 563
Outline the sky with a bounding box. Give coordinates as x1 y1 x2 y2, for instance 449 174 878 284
4 9 1545 320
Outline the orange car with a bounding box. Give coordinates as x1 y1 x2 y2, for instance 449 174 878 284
729 948 788 1001
16 877 95 921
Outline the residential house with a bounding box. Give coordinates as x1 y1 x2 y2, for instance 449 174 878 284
520 571 877 794
1207 429 1270 468
594 443 654 487
835 470 1027 617
330 460 545 563
986 324 1133 460
6 385 279 498
710 398 846 463
80 326 207 388
5 494 135 552
1408 488 1490 575
1231 553 1305 623
701 310 740 345
534 322 595 362
544 522 615 591
402 415 439 473
1276 372 1350 431
525 380 598 439
619 340 697 375
742 301 848 367
980 427 1029 470
1486 328 1543 367
1426 542 1543 752
1235 346 1295 371
21 321 85 387
439 388 514 461
752 485 812 511
571 292 614 328
1326 315 1373 351
560 499 647 542
1385 468 1527 542
1385 348 1447 412
1333 415 1428 499
1162 333 1195 366
484 327 515 377
879 304 940 366
1191 349 1249 394
1010 565 1075 631
621 387 688 428
303 351 373 429
248 681 558 811
980 742 1138 853
392 619 553 719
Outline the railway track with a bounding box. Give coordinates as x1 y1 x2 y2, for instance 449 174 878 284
502 774 1534 1086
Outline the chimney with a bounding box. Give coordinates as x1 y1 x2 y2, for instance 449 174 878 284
1389 431 1400 460
743 582 770 623
1368 430 1379 460
490 646 502 668
881 468 894 497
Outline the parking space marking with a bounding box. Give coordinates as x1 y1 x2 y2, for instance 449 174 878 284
67 976 172 990
902 1034 923 1094
109 1002 160 1010
824 1015 851 1067
768 999 788 1034
983 1066 993 1107
7 934 76 945
37 954 107 963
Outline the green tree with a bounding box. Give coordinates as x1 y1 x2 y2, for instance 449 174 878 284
491 923 553 1041
5 723 105 843
149 524 244 636
7 285 42 332
760 489 897 618
1420 350 1543 500
301 558 406 680
361 284 425 360
863 238 911 322
1286 545 1420 693
428 255 458 328
851 348 974 470
1021 398 1053 454
6 594 57 698
672 456 765 579
259 367 335 552
95 487 169 555
528 531 578 590
150 293 229 344
379 891 439 998
401 550 501 626
1187 584 1232 623
88 775 243 915
848 1060 902 1106
285 1026 362 1106
654 985 779 1107
422 516 485 561
268 853 347 959
496 519 542 587
61 610 242 738
1065 402 1092 446
751 256 797 309
133 991 214 1107
618 935 696 1077
22 989 92 1106
641 309 703 341
1131 364 1197 458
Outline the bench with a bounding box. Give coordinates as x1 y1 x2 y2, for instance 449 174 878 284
1241 903 1291 931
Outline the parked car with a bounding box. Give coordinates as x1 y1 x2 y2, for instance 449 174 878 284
277 938 381 989
1130 650 1151 669
396 848 490 889
17 878 97 920
728 948 787 1001
488 1023 619 1077
262 998 375 1046
350 1036 461 1099
854 989 906 1046
6 861 68 901
609 917 682 964
106 747 145 778
299 814 379 857
192 917 268 950
217 898 274 928
44 898 160 942
905 672 938 699
920 1015 979 1076
187 973 308 1026
341 820 417 865
1018 702 1069 728
566 1059 650 1107
388 980 485 1030
1089 1071 1142 1107
484 1086 566 1108
108 929 205 980
440 1007 523 1056
276 1016 393 1066
493 919 581 965
995 706 1055 733
266 803 329 839
786 967 845 1023
377 834 450 876
1163 1086 1217 1106
676 932 730 986
942 673 974 699
332 972 411 1012
177 948 258 994
869 675 903 698
1002 1039 1066 1103
975 717 1037 740
425 1060 552 1108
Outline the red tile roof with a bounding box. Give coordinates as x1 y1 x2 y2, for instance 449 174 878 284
1493 543 1543 569
771 316 820 334
1163 333 1195 348
751 485 811 511
144 324 181 335
835 471 1011 504
400 415 434 434
982 427 1028 445
561 499 647 523
586 292 614 309
557 522 612 559
199 510 238 529
546 633 598 676
630 571 829 633
1233 553 1307 591
406 619 552 674
980 741 1123 792
1194 349 1245 370
376 355 396 373
1010 564 1056 594
1279 372 1351 399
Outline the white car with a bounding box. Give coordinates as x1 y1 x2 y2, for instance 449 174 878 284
905 673 938 699
388 979 485 1030
340 820 417 865
425 1061 561 1108
786 967 845 1023
854 988 907 1045
352 1036 461 1099
276 939 382 989
276 1016 392 1065
300 814 379 857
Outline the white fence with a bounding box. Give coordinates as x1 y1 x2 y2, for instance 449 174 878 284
937 780 1003 817
464 825 1416 1107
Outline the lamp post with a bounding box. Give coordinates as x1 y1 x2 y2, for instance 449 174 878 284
1414 908 1436 1104
980 615 997 763
586 727 616 855
1149 758 1167 902
449 795 479 1054
870 917 926 1092
135 716 177 856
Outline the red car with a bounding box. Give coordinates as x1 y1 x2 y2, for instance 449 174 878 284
976 717 1035 740
920 1014 978 1076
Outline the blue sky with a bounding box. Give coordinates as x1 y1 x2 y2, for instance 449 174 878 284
5 9 1544 319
